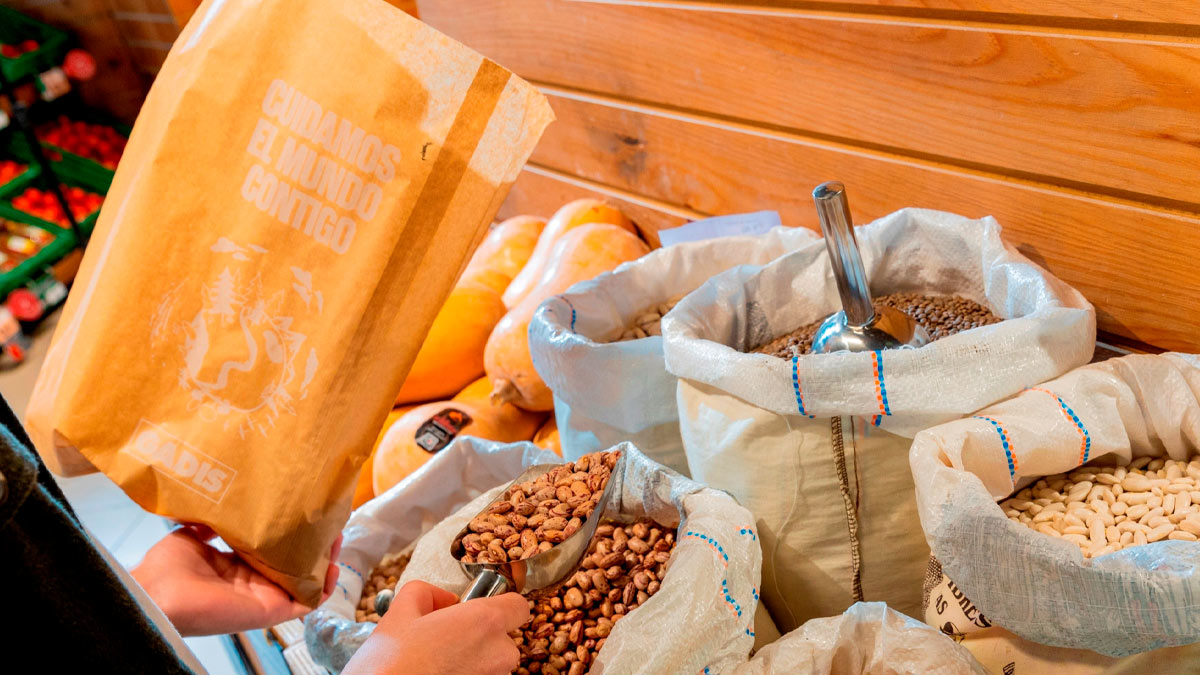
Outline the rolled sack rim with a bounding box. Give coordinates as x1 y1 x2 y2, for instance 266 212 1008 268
662 207 1096 423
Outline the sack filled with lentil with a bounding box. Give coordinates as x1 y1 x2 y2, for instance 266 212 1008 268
305 437 559 671
394 442 765 674
528 224 817 476
732 602 986 675
912 352 1200 659
661 208 1095 632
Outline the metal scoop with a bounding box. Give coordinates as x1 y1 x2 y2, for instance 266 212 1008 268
375 453 625 614
810 181 930 354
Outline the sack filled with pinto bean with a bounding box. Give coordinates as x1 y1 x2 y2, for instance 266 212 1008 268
305 437 560 672
661 208 1095 633
912 353 1200 659
396 442 768 674
528 222 816 476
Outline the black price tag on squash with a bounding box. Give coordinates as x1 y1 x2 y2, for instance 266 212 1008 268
414 408 472 453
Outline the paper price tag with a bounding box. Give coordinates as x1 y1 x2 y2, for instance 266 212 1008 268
657 210 781 247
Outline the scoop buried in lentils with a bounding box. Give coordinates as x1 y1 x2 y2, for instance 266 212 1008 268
752 293 1000 357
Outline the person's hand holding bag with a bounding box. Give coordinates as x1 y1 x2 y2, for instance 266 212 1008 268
132 525 342 636
343 581 529 674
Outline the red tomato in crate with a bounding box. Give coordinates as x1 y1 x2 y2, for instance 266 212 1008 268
10 186 103 227
0 160 26 185
35 116 127 170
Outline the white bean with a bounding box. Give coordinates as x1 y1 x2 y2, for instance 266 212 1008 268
1006 455 1200 557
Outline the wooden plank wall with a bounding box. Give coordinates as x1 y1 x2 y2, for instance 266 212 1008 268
417 0 1200 353
109 0 179 78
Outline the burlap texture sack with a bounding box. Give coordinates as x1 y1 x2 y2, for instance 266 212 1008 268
912 353 1200 657
398 443 764 674
733 602 986 675
25 0 552 605
662 208 1094 631
528 226 817 476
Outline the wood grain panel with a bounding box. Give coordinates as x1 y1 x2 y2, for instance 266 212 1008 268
614 0 1200 26
500 166 696 245
112 16 179 43
524 90 1200 351
418 0 1200 208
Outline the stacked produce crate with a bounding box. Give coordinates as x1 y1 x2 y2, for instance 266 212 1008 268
0 6 125 357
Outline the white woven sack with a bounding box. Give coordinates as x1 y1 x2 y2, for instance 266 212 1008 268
911 352 1200 657
400 442 764 674
529 226 817 476
732 602 986 675
305 437 559 672
662 208 1095 632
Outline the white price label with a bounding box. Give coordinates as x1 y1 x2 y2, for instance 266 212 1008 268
657 211 782 247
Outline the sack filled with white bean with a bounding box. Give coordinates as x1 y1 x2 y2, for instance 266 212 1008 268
304 437 559 672
529 222 816 477
662 208 1095 632
912 352 1200 657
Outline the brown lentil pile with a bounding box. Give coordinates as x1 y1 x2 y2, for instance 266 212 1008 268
454 451 620 564
609 296 683 342
1001 455 1200 558
512 519 675 675
355 551 411 623
751 292 1001 357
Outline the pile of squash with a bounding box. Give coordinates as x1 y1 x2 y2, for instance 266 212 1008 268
354 199 649 507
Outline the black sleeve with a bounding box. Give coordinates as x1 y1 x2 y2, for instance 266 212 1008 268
0 393 196 674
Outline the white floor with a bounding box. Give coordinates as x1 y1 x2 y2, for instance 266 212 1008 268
0 312 244 675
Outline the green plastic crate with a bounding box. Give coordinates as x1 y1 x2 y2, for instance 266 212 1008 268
0 7 71 85
0 159 37 199
37 109 130 179
0 208 73 297
0 165 108 236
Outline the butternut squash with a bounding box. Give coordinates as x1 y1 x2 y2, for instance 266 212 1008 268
532 416 561 457
352 405 415 508
501 199 636 308
486 223 650 411
459 215 545 294
373 381 545 494
394 283 507 405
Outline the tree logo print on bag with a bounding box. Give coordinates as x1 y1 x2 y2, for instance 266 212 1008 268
150 237 321 437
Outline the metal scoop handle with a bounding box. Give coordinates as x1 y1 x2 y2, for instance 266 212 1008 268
813 182 874 327
376 454 625 617
460 568 510 602
375 555 512 615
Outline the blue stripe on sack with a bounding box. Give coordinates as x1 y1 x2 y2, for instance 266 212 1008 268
872 350 891 426
1027 387 1092 464
973 415 1017 485
338 562 364 582
556 296 578 332
684 530 757 638
792 355 815 418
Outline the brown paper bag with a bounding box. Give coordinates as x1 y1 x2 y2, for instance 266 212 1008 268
26 0 552 606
